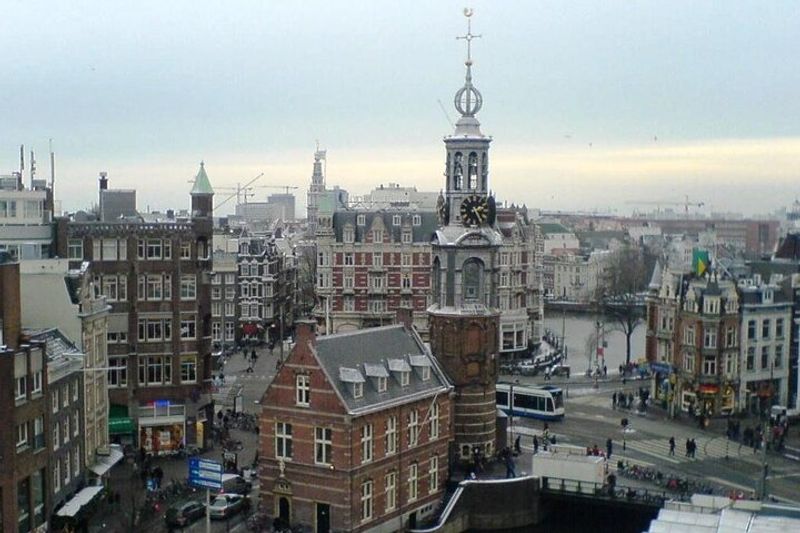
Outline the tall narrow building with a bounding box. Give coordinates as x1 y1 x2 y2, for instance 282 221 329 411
306 148 326 236
428 11 502 461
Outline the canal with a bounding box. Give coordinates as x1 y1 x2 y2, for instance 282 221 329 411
544 311 647 375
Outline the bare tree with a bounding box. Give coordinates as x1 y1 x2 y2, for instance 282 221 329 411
595 244 655 367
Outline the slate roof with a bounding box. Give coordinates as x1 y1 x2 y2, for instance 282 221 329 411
314 325 451 414
538 223 571 235
331 210 439 244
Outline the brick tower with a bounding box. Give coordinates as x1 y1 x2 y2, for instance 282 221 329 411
428 10 501 461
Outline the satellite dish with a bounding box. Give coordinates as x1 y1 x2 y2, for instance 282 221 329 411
464 7 473 17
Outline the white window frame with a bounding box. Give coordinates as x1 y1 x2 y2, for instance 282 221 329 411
180 355 197 384
16 376 27 402
314 427 332 465
361 424 373 464
408 409 419 447
353 381 363 399
296 375 310 406
16 422 28 450
386 416 397 456
408 462 418 502
400 371 409 387
377 376 387 393
429 455 439 494
385 471 397 512
361 480 373 522
180 275 197 300
429 401 439 439
392 215 401 226
275 422 293 460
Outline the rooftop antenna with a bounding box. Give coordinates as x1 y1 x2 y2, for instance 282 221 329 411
49 139 55 194
18 144 24 190
30 149 36 189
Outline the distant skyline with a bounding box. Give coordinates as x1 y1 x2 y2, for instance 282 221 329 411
2 1 799 216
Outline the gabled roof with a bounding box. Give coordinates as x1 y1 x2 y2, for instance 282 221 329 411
314 325 451 414
190 162 214 196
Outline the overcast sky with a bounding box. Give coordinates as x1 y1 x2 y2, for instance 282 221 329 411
2 1 799 216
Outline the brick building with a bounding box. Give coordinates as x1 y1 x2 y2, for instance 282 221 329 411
54 163 215 451
646 267 741 416
258 319 453 532
0 256 50 533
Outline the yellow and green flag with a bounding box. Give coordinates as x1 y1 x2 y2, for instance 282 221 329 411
692 249 710 276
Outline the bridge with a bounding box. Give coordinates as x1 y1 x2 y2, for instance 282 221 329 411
411 475 663 533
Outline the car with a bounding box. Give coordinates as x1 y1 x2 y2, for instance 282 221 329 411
165 500 206 528
517 360 539 376
551 364 571 378
220 473 252 495
208 494 249 519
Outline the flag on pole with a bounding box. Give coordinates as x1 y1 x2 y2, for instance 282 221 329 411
692 249 710 276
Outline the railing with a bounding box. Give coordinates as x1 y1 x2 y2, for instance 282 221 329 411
540 477 668 507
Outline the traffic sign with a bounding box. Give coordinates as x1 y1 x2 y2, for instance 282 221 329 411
188 458 222 490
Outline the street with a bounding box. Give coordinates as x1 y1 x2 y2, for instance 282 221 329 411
508 371 800 504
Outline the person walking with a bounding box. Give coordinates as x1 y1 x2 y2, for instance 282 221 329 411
505 452 516 479
612 392 617 410
514 435 521 455
685 438 691 457
533 435 539 454
606 438 613 459
669 436 676 456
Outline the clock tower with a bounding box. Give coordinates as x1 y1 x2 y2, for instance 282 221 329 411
429 9 502 462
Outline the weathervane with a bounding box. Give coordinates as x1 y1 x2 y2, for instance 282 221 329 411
456 8 481 66
453 8 483 118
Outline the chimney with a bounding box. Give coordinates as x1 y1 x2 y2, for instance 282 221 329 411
99 171 108 190
396 306 414 330
294 319 317 345
0 253 21 350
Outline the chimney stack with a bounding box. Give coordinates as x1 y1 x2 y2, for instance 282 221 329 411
396 306 414 330
0 253 21 350
294 319 317 346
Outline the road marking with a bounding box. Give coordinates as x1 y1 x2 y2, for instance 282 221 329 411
621 443 682 465
705 476 753 493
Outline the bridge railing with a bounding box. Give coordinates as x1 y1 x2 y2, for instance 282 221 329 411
541 476 669 506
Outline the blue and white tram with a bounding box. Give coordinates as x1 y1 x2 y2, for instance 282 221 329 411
496 383 565 421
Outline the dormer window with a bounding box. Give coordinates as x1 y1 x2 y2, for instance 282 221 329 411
378 377 387 392
421 367 430 381
408 355 432 382
339 367 366 398
387 358 412 386
357 214 366 226
400 371 410 387
393 215 401 226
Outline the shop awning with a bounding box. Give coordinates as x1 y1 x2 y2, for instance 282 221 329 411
699 384 719 394
56 486 104 517
88 445 124 477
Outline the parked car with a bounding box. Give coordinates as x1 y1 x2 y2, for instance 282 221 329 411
220 473 252 495
551 364 571 378
208 494 249 519
517 360 539 376
165 500 206 528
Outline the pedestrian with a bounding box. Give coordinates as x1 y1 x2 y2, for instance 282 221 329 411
514 435 521 455
603 365 608 378
247 362 254 373
612 392 617 410
669 436 675 456
685 438 691 457
627 393 634 409
606 438 613 459
505 453 516 479
691 438 697 458
533 435 539 454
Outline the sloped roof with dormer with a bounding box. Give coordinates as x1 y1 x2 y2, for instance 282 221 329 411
314 324 452 415
331 210 439 244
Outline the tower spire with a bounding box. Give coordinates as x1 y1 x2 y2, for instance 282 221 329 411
454 8 483 119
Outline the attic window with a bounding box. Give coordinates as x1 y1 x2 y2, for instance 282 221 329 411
353 382 363 399
413 215 421 226
378 377 387 392
421 366 430 381
357 214 366 226
400 371 409 387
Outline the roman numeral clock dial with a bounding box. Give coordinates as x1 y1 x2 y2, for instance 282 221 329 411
460 194 490 226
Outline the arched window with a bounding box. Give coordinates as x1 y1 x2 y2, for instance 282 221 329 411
481 153 488 189
462 258 483 302
453 153 463 190
468 152 478 189
432 257 442 305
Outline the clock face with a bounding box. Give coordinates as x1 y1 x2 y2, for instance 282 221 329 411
460 194 490 226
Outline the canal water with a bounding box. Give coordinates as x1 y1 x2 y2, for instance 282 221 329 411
544 312 647 375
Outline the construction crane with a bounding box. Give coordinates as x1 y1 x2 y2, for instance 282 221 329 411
625 195 704 216
213 173 265 210
251 185 300 195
